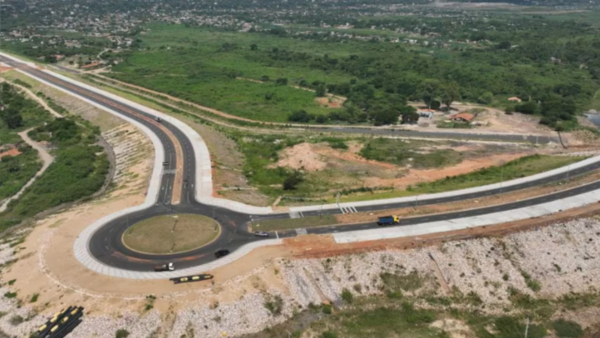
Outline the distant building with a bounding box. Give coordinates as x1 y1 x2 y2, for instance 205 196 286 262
81 61 102 70
450 113 475 123
507 97 522 103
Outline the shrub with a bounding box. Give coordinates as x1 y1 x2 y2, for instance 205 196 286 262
4 292 17 299
322 304 332 314
115 329 130 338
264 295 284 316
552 319 583 338
9 315 23 326
341 289 354 304
30 293 39 303
288 110 314 123
283 171 303 190
321 331 337 338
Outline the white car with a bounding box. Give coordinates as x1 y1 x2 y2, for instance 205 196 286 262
254 231 269 237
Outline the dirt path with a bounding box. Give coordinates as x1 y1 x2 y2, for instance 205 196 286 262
0 128 55 212
7 80 63 118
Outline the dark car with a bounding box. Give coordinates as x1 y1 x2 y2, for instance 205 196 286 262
214 249 230 259
254 231 269 237
155 117 162 122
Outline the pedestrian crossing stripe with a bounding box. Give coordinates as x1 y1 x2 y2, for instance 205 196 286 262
339 206 358 214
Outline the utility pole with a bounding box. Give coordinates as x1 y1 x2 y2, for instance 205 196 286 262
524 315 530 338
320 201 323 219
498 163 505 196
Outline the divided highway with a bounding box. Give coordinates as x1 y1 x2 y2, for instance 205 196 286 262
1 54 598 273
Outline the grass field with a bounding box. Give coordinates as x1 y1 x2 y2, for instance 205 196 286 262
107 24 355 122
359 138 463 169
123 214 220 254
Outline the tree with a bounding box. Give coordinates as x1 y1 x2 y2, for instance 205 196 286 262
0 108 23 129
441 82 460 110
372 107 399 126
275 78 288 86
515 101 539 115
44 55 58 63
261 75 270 82
419 80 441 109
283 171 303 190
288 110 313 123
250 43 258 51
477 91 494 105
400 106 419 124
497 41 512 50
315 85 326 97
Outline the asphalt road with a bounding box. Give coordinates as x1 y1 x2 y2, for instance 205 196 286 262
2 55 597 272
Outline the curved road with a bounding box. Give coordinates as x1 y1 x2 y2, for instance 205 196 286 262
1 55 598 272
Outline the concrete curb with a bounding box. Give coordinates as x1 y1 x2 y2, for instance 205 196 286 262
333 187 600 243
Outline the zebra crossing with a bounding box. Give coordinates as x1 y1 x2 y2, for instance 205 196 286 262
339 205 358 214
289 210 304 219
295 228 308 236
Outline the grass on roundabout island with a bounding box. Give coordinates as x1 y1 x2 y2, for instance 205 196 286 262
122 214 220 254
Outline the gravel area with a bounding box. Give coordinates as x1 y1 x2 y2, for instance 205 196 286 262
0 218 598 337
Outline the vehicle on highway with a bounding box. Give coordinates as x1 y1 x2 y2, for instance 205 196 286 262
215 249 230 259
254 231 269 237
154 262 175 271
377 215 400 226
155 117 162 122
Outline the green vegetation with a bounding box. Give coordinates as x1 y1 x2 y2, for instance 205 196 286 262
318 303 442 338
264 295 284 316
105 18 599 129
360 138 462 169
409 154 583 195
287 282 600 338
3 292 17 299
251 215 337 232
341 289 354 304
7 280 16 286
380 271 429 295
29 293 39 303
0 83 52 144
115 329 130 338
0 146 43 201
521 270 542 292
552 319 584 338
0 116 109 231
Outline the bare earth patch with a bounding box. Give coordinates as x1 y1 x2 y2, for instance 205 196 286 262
315 96 345 108
0 147 21 160
272 141 533 191
123 214 220 254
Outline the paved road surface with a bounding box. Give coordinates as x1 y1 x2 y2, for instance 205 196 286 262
1 55 596 273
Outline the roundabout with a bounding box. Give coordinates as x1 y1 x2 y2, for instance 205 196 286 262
2 53 600 279
122 214 220 255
